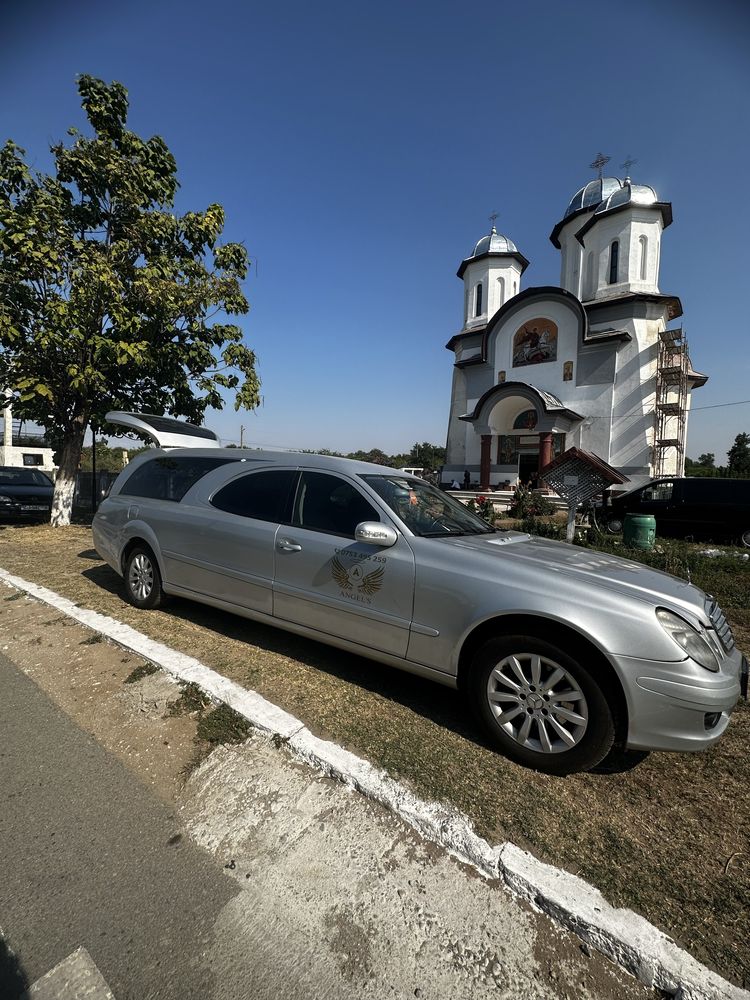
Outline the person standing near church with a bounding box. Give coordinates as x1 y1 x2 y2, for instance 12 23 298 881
462 470 471 491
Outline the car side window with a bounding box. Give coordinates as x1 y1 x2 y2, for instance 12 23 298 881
211 469 297 521
641 482 674 503
120 456 237 502
292 472 379 537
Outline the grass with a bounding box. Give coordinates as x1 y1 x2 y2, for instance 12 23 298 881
80 632 104 645
123 661 159 684
1 523 748 987
168 681 211 716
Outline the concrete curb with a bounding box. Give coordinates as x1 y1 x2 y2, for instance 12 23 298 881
1 567 746 1000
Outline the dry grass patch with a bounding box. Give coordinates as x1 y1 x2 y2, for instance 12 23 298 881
1 524 748 987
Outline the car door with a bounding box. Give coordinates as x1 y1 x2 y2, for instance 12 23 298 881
272 470 415 657
637 480 681 534
156 467 298 615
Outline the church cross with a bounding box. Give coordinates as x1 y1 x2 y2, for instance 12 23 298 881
621 155 637 177
489 211 499 229
589 152 610 178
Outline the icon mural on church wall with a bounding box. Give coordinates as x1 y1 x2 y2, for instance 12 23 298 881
563 361 573 381
512 317 558 368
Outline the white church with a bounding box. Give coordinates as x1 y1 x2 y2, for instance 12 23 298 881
442 163 707 490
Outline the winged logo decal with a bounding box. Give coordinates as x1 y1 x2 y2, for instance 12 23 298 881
331 556 385 596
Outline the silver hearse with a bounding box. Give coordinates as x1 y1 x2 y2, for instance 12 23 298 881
92 412 747 775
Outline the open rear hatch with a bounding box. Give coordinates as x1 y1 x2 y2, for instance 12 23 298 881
105 411 221 449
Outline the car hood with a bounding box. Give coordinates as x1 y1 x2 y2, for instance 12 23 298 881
437 531 708 621
0 484 53 498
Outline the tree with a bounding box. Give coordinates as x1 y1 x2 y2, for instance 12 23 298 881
697 453 715 468
0 76 259 525
79 440 127 472
727 433 750 478
408 441 446 470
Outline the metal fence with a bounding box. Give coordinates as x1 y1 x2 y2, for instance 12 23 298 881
73 471 121 514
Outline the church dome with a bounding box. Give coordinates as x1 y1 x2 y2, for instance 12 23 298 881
457 223 529 278
591 181 659 216
470 226 519 257
563 177 623 219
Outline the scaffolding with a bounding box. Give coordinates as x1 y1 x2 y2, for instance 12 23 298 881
654 327 689 477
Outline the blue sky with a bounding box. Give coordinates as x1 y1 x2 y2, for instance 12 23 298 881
2 0 748 462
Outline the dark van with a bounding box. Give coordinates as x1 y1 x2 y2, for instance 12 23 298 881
603 478 750 546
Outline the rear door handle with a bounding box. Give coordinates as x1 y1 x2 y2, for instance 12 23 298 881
277 537 302 552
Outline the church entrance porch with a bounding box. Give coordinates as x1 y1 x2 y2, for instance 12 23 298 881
480 429 565 489
457 383 582 491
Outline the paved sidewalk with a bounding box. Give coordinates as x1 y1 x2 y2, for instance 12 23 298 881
0 592 662 1000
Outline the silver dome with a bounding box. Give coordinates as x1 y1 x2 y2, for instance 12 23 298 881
592 181 659 216
563 177 623 219
470 226 518 257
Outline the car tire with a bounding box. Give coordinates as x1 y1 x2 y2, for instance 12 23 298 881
124 545 165 610
606 517 623 535
742 528 750 548
470 635 616 775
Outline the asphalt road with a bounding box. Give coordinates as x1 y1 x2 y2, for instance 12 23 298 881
0 653 243 1000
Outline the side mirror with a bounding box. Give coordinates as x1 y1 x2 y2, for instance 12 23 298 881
355 521 398 548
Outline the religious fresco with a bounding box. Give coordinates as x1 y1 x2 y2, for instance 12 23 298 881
513 409 538 430
512 317 558 367
563 360 573 381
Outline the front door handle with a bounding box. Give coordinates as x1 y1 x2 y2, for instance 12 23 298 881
277 537 302 552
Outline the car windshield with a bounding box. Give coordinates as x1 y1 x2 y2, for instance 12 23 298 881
0 468 53 486
361 475 497 537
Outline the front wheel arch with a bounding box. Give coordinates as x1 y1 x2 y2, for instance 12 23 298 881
456 614 628 745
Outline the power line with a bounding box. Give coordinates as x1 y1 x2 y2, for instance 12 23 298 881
690 398 750 413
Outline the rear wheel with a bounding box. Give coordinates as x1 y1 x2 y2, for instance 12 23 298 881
124 545 165 610
606 516 623 534
470 635 616 775
741 528 750 548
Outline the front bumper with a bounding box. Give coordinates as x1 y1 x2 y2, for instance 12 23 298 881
0 503 52 521
614 646 746 752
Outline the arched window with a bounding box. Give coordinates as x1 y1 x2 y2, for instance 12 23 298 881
513 281 517 295
497 276 505 307
608 240 619 285
475 282 483 317
639 235 648 281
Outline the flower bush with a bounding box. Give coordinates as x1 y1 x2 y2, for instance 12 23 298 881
467 494 496 523
507 483 554 518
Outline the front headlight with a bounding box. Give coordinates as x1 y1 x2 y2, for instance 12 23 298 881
656 609 720 672
0 494 11 504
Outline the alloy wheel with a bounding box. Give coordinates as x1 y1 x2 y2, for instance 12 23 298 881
128 553 154 602
486 651 589 754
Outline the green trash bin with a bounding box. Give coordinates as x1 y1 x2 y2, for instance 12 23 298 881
623 513 656 550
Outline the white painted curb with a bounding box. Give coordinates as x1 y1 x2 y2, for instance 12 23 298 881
1 567 746 1000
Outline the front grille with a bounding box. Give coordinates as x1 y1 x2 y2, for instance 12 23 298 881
706 597 735 653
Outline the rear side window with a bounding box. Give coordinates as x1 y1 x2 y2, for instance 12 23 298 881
120 456 236 502
211 470 297 522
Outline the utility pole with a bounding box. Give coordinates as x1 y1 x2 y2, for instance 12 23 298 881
240 425 245 448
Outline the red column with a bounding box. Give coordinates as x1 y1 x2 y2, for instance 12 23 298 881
538 432 554 486
480 434 492 490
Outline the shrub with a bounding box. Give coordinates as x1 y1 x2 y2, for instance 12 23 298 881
467 495 495 524
519 516 565 540
508 484 554 518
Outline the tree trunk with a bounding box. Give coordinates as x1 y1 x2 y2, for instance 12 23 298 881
50 420 87 527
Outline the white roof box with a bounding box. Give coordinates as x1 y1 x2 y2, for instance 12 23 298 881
105 411 221 449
